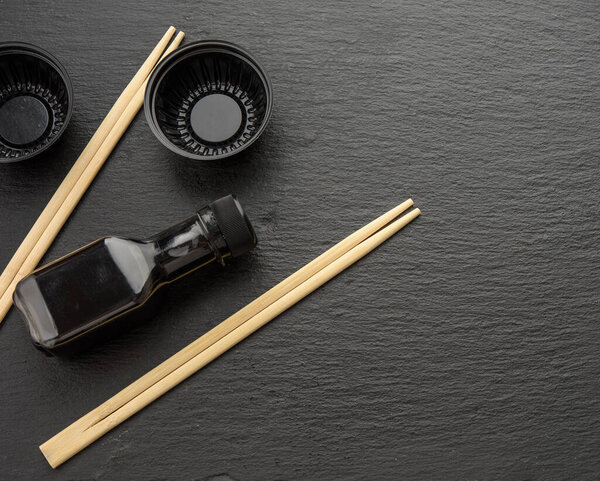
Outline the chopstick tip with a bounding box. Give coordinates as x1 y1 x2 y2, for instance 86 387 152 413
39 443 57 469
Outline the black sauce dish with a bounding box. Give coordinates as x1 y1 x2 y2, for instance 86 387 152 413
144 40 273 161
0 42 73 163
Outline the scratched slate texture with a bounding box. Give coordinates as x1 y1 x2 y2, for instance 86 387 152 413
0 0 599 479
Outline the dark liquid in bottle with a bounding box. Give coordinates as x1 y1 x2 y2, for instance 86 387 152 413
13 195 256 355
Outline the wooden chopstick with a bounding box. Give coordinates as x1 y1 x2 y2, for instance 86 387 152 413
0 31 185 323
0 26 176 320
40 204 421 468
35 199 413 464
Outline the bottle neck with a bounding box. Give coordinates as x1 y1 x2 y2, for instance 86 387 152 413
148 206 230 281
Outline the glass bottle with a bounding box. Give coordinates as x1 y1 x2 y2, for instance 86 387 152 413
13 195 257 354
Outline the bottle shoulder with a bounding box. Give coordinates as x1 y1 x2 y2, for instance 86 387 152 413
102 237 157 296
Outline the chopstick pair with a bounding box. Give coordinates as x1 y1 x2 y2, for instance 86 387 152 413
0 27 185 324
40 199 421 468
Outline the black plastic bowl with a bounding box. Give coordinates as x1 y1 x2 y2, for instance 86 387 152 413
144 40 273 161
0 43 73 163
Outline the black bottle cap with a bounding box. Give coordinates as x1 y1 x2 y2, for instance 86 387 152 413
209 195 257 257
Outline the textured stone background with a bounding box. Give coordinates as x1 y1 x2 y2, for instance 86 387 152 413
1 0 599 480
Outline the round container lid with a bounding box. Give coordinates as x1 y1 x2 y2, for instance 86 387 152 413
190 94 242 144
0 95 50 146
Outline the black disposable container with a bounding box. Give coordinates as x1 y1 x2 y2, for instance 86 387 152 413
13 195 257 355
0 43 73 162
144 40 273 160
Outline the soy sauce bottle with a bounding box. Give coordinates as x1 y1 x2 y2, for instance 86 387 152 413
13 195 257 355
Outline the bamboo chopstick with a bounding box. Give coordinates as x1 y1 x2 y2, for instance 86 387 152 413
34 199 413 462
0 26 176 320
40 205 420 468
0 31 186 323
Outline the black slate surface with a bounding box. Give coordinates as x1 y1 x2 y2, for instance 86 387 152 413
1 1 599 480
